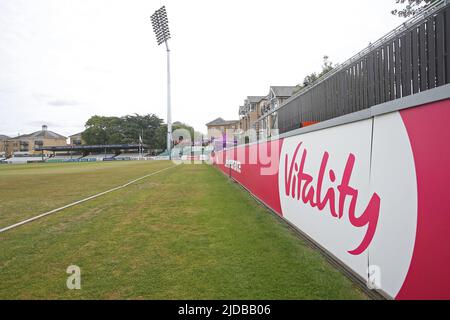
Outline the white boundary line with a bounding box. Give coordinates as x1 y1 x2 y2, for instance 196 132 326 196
0 165 177 234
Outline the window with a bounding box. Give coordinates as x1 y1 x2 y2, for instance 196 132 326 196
271 113 278 130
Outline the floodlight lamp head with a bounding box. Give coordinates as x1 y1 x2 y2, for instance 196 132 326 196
150 6 171 46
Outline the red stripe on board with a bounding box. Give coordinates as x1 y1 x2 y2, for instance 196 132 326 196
213 139 283 216
396 98 450 299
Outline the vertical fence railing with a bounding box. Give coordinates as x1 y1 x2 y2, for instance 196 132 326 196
276 2 450 134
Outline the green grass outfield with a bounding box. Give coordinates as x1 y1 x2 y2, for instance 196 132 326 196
0 161 367 299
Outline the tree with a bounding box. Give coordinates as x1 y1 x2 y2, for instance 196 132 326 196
120 114 164 148
391 0 436 18
82 116 123 145
171 121 204 145
172 121 195 141
82 114 165 148
294 56 336 94
154 124 168 150
81 114 200 152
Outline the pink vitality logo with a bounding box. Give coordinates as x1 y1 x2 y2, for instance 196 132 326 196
283 141 380 255
278 117 417 298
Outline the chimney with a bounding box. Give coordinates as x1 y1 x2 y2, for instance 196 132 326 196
42 125 48 131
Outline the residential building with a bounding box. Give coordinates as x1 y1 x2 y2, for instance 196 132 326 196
239 96 266 134
260 86 296 137
0 134 11 157
69 132 84 146
7 125 68 156
206 118 239 141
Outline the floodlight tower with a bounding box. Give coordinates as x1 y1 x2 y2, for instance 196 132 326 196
151 6 172 160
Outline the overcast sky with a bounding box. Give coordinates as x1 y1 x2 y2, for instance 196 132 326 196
0 0 406 137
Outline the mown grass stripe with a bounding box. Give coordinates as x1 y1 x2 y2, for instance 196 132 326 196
0 165 177 234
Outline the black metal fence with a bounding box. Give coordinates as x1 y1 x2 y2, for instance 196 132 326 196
277 1 450 134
